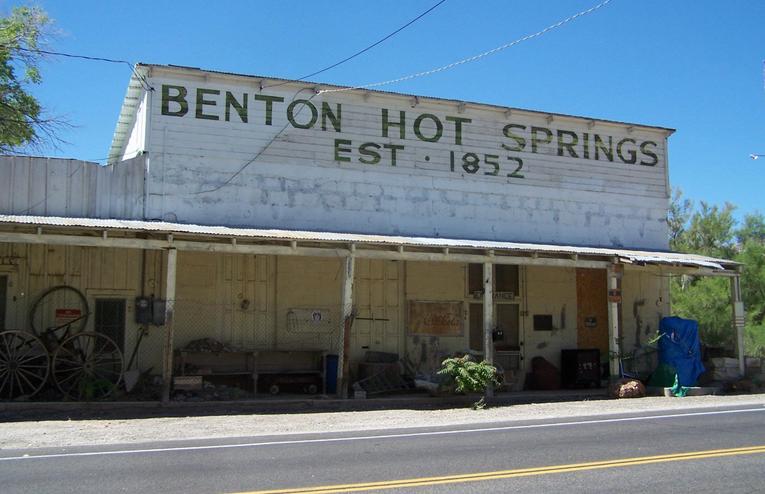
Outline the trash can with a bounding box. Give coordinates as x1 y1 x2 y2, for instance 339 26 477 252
325 354 339 394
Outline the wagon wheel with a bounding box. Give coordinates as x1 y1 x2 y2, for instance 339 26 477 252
0 330 50 400
52 332 123 400
29 285 90 339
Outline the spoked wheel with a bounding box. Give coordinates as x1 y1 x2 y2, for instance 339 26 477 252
52 332 124 400
0 330 50 400
30 285 90 339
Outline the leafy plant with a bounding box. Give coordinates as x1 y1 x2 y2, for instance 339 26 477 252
0 6 67 153
438 355 500 408
669 190 765 357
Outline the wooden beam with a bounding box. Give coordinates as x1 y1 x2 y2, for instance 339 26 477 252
0 229 737 274
0 231 611 268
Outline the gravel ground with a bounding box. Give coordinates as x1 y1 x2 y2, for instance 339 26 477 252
1 393 764 450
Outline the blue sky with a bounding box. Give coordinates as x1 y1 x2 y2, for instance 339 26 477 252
10 0 765 218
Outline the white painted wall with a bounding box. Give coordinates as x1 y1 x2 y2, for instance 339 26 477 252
0 156 145 219
120 90 149 161
128 67 670 250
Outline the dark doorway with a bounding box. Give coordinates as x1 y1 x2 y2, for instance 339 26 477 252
0 275 7 331
94 298 126 353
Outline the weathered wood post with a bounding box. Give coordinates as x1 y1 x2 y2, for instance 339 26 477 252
730 274 746 377
161 248 177 404
483 259 494 399
607 263 623 379
338 247 355 398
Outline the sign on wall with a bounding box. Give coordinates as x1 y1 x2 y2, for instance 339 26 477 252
408 301 464 336
137 69 672 250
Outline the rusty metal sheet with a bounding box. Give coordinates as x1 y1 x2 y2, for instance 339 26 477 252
408 301 463 336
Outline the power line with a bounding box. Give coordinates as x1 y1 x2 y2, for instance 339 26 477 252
320 0 613 94
263 0 447 90
193 88 319 194
5 45 153 91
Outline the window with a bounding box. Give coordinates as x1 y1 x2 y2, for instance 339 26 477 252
94 299 126 353
0 275 7 331
495 265 519 295
467 264 519 296
467 264 521 353
468 303 520 351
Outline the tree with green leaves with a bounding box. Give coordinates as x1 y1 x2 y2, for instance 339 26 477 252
0 6 61 153
670 189 765 356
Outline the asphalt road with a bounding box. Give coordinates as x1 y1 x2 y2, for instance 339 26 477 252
2 404 764 494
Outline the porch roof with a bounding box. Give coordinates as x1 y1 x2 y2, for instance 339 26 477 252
0 214 738 274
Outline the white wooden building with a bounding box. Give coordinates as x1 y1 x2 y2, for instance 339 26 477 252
0 64 745 401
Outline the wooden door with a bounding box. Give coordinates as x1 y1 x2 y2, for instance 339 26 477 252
350 259 402 363
576 268 609 356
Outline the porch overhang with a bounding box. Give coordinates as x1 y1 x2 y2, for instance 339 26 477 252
0 214 739 275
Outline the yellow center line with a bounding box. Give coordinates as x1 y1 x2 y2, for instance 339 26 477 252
231 445 765 494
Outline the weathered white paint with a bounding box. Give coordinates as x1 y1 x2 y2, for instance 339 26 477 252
339 254 355 397
161 247 177 403
607 265 621 377
104 66 671 250
483 261 494 398
0 156 145 219
120 90 149 162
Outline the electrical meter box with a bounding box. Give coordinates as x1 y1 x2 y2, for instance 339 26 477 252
134 296 167 325
135 297 152 324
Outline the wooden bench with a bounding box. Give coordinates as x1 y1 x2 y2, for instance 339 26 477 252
176 350 258 392
175 349 326 395
254 350 326 395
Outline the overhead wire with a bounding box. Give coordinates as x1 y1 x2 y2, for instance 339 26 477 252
319 0 613 94
262 0 448 90
5 45 153 91
192 0 613 193
193 88 319 194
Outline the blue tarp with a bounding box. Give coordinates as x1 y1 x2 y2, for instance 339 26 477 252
658 316 705 386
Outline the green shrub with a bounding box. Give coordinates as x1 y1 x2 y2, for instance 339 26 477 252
438 355 500 396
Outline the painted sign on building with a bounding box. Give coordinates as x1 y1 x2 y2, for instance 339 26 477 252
111 65 673 250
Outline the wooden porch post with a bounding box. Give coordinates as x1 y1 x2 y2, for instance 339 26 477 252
338 251 355 398
161 248 177 403
606 264 622 379
730 274 746 376
483 260 494 398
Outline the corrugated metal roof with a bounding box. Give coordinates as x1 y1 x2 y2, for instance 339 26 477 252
0 214 735 271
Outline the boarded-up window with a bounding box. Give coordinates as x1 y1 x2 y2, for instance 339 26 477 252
469 303 483 350
468 264 483 294
95 299 126 353
467 264 519 295
495 265 519 295
408 301 463 336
